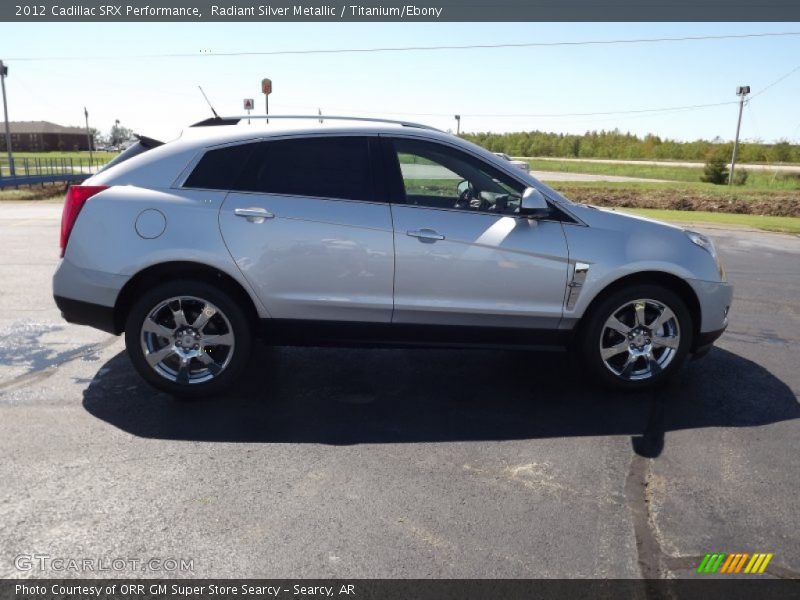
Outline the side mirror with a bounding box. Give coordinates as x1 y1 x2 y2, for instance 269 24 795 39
519 187 550 218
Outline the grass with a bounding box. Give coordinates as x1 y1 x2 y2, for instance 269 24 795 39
550 179 799 197
549 181 799 218
614 208 800 234
0 185 67 201
523 158 800 190
0 151 116 177
1 151 118 161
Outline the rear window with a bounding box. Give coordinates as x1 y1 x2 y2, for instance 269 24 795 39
232 137 373 201
97 136 163 174
183 143 256 190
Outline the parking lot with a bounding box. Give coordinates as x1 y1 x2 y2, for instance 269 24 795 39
1 201 798 579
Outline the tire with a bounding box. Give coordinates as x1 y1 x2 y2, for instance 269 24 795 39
124 279 253 398
581 284 693 390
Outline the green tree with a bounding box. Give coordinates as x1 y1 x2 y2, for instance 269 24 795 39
701 152 729 185
769 140 792 163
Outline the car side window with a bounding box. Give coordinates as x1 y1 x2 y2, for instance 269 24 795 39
389 138 525 215
232 137 374 201
183 143 256 190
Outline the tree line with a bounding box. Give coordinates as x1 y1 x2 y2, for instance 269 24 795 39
462 129 800 163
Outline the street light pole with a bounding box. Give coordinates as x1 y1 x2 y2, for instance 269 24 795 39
0 60 15 177
84 107 94 166
729 85 750 186
455 114 461 135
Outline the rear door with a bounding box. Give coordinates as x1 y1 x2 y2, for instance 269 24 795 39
217 135 394 323
383 136 570 329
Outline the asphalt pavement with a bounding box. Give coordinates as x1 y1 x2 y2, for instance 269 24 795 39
0 202 798 579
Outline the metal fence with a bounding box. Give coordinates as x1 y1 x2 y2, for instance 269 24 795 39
0 156 110 188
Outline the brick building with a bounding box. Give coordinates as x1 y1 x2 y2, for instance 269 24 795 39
0 121 92 152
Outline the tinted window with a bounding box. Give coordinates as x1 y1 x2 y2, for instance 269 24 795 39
183 143 255 190
390 139 524 215
233 137 373 201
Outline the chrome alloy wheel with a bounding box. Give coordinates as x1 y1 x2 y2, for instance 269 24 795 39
599 298 680 381
139 296 235 384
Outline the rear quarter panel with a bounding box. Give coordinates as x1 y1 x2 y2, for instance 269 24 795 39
63 186 269 316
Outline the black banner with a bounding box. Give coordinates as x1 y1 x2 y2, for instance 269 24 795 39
2 580 799 600
3 0 800 22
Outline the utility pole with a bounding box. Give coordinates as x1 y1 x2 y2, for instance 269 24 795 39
262 78 272 125
84 107 94 166
455 114 461 135
0 60 15 177
729 85 750 186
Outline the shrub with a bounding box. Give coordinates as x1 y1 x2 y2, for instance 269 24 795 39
701 153 729 185
731 168 748 186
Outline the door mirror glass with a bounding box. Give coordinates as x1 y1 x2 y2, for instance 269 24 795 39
519 187 550 218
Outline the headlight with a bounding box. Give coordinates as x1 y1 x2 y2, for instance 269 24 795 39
685 230 726 280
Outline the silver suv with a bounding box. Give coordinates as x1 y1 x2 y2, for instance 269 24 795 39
53 116 732 397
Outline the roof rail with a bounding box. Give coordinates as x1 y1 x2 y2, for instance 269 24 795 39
189 114 441 131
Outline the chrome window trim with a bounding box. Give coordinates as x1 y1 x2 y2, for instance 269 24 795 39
386 201 569 226
221 188 396 211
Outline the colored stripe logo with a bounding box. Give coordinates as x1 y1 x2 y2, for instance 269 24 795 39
697 552 773 574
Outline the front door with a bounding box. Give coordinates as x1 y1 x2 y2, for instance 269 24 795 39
385 137 570 329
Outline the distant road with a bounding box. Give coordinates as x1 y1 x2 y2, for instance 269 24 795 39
519 156 800 173
402 163 668 184
531 170 669 183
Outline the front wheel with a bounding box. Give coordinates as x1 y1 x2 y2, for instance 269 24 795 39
124 280 252 398
581 284 693 390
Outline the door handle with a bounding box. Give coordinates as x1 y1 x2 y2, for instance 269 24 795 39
407 228 445 242
234 207 275 222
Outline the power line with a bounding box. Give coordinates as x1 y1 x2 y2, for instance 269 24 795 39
305 100 739 119
7 31 800 61
749 63 800 99
329 58 800 120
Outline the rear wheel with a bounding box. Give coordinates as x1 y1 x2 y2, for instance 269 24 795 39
582 284 692 390
124 280 252 398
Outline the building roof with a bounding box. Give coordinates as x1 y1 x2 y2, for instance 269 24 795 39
0 121 86 135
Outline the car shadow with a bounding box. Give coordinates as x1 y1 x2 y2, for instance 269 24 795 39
81 344 799 454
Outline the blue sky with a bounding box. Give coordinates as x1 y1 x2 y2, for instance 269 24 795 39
1 22 799 143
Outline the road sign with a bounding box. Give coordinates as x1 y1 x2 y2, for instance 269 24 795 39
243 98 254 110
261 78 272 95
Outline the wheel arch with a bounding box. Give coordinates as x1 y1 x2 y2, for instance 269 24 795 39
576 271 702 348
114 261 259 334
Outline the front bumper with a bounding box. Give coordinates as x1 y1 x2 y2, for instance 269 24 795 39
687 278 733 333
691 326 726 358
686 278 732 358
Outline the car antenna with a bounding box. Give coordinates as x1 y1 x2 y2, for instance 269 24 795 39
197 85 220 119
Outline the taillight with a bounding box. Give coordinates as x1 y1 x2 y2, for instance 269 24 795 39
59 185 108 257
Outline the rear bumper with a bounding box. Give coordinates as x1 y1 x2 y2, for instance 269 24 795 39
54 295 119 335
52 258 127 334
52 258 128 308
